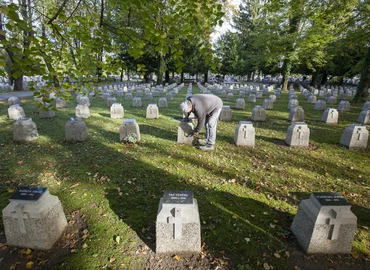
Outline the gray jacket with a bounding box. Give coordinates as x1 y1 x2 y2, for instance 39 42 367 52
185 94 223 133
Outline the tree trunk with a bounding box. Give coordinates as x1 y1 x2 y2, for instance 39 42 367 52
120 65 124 81
310 70 319 87
181 72 184 83
282 58 292 92
204 72 208 83
321 70 328 86
14 76 23 91
353 46 370 102
127 68 130 81
165 70 170 83
156 53 163 85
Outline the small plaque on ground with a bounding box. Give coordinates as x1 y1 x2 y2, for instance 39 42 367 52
313 192 350 206
163 190 193 204
10 186 48 201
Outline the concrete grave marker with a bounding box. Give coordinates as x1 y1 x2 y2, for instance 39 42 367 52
65 118 88 142
158 97 168 108
262 98 273 109
156 190 201 254
76 104 90 118
321 108 339 124
13 118 38 142
56 97 68 109
8 104 26 120
107 97 117 107
288 106 304 122
337 101 350 112
314 100 327 111
251 106 266 122
340 124 368 149
2 186 68 250
8 96 20 106
291 192 357 254
132 97 142 107
110 103 124 119
285 122 310 147
219 106 232 121
119 119 141 142
146 104 159 119
235 98 245 110
248 94 256 103
357 110 370 125
177 120 196 145
234 121 255 147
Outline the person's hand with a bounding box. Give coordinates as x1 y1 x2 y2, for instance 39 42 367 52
187 131 198 137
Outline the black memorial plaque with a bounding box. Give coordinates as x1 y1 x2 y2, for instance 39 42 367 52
313 192 350 206
10 186 47 201
163 190 193 204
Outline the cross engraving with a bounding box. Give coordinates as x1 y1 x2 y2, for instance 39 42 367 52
330 110 334 119
326 209 341 240
243 125 248 138
168 208 182 239
357 128 362 140
297 126 302 139
12 204 28 234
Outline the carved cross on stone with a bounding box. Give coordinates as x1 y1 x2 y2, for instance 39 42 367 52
297 126 302 139
168 208 182 239
243 125 248 138
357 128 362 140
326 209 341 240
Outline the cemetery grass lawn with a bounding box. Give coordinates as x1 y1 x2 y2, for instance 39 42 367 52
0 86 369 270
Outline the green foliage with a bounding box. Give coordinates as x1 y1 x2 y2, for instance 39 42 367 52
122 133 138 144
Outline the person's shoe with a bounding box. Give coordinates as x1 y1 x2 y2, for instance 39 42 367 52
198 138 208 145
199 144 214 151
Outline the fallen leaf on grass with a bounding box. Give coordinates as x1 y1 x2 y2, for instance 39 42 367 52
8 188 14 193
263 262 271 270
70 183 80 188
25 248 32 255
82 243 88 249
294 266 301 270
270 223 276 229
173 255 181 261
115 236 120 244
26 261 34 268
351 252 359 259
274 253 281 258
285 251 290 258
109 257 116 263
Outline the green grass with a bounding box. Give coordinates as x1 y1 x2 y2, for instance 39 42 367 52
0 86 369 269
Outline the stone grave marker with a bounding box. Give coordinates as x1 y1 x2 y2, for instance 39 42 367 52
13 118 38 142
166 92 173 101
56 97 68 109
287 99 299 110
2 186 68 249
110 103 124 119
340 124 368 149
177 119 196 145
234 121 255 147
248 94 256 103
125 92 133 100
362 101 370 111
251 105 266 122
8 96 20 106
337 101 350 112
226 93 234 102
119 119 141 142
107 96 117 107
78 96 90 107
357 110 370 125
158 97 168 108
314 100 327 111
288 106 305 122
8 104 26 120
156 190 201 254
235 98 245 110
291 192 357 254
132 97 142 107
285 122 310 147
262 98 273 109
307 95 317 104
146 104 159 119
219 106 232 121
76 104 90 118
322 108 339 124
65 118 88 142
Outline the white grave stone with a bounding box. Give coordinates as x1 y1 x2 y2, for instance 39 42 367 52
337 101 350 112
322 108 339 124
8 96 20 106
248 94 256 103
219 106 232 121
8 105 26 120
357 110 370 125
78 96 90 107
156 190 201 254
65 118 88 142
251 106 266 122
362 101 370 111
13 118 38 142
125 92 133 100
146 104 159 119
234 121 255 147
291 192 357 254
226 93 234 102
2 187 68 250
288 99 299 110
288 106 304 122
107 97 117 108
235 98 245 110
56 98 68 109
132 97 142 107
158 97 168 108
262 98 273 110
177 120 196 145
75 104 90 118
340 124 368 149
314 100 327 111
110 103 124 119
285 122 310 147
119 119 141 142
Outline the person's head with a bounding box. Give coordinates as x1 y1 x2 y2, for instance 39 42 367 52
180 100 192 113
